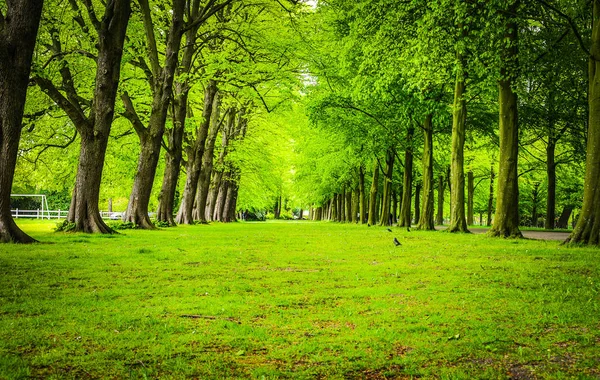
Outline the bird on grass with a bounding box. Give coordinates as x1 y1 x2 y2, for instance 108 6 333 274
386 228 392 233
367 223 371 227
393 237 401 246
406 226 411 232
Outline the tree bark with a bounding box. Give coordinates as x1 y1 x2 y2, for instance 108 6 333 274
0 0 44 243
156 88 187 226
194 97 224 223
532 182 539 227
123 0 186 229
557 206 573 229
176 80 218 224
487 166 495 226
489 0 522 238
379 149 395 226
417 114 435 230
567 0 600 244
398 126 414 227
367 161 379 225
352 186 359 223
436 175 445 225
359 165 366 223
467 171 474 226
448 59 469 232
545 142 556 229
414 182 421 225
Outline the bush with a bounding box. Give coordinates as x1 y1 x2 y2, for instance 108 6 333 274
54 220 76 232
108 221 136 230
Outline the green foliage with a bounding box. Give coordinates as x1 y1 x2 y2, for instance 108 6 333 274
107 221 136 230
54 220 76 232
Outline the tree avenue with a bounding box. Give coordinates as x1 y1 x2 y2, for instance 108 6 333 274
2 0 600 246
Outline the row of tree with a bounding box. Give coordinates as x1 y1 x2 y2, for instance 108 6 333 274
292 0 597 245
1 0 304 242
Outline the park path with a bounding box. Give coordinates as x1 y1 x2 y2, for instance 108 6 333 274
435 226 571 241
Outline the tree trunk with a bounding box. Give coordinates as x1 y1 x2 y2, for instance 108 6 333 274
557 206 573 229
331 195 338 222
487 166 495 227
222 175 239 223
448 55 469 232
0 0 44 243
214 179 229 222
391 190 398 224
156 87 187 226
359 165 366 223
194 98 224 223
367 161 379 225
123 0 185 229
379 149 395 226
467 171 474 226
436 175 445 225
567 0 600 244
532 182 539 227
345 186 352 222
414 182 421 225
489 0 522 238
175 80 218 224
545 142 556 229
399 126 414 227
352 186 359 223
70 1 131 234
417 114 435 230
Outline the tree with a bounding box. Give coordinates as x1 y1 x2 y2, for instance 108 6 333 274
0 0 44 243
121 0 186 229
488 0 522 238
567 0 600 245
35 0 131 233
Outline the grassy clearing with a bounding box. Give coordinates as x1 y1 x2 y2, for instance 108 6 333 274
1 220 599 379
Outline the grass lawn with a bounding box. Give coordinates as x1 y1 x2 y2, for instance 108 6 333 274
1 220 599 379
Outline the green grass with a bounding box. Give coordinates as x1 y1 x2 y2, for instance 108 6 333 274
1 220 599 379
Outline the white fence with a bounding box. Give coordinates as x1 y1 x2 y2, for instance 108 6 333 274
11 210 122 220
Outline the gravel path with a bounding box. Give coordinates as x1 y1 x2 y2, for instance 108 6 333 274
436 226 571 241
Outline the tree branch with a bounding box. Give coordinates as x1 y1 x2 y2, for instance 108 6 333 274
534 0 590 56
81 0 102 32
34 76 91 134
137 0 161 78
121 91 148 139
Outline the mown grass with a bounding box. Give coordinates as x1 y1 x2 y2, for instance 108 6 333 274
1 220 599 379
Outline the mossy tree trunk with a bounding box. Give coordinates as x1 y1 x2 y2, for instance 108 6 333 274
345 186 352 222
352 186 359 223
414 182 421 225
566 0 600 245
0 0 44 243
489 0 522 238
487 165 495 226
379 149 395 226
436 175 445 225
467 171 474 226
359 165 366 223
545 141 556 229
448 55 469 233
367 161 379 225
417 114 435 230
398 126 414 227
